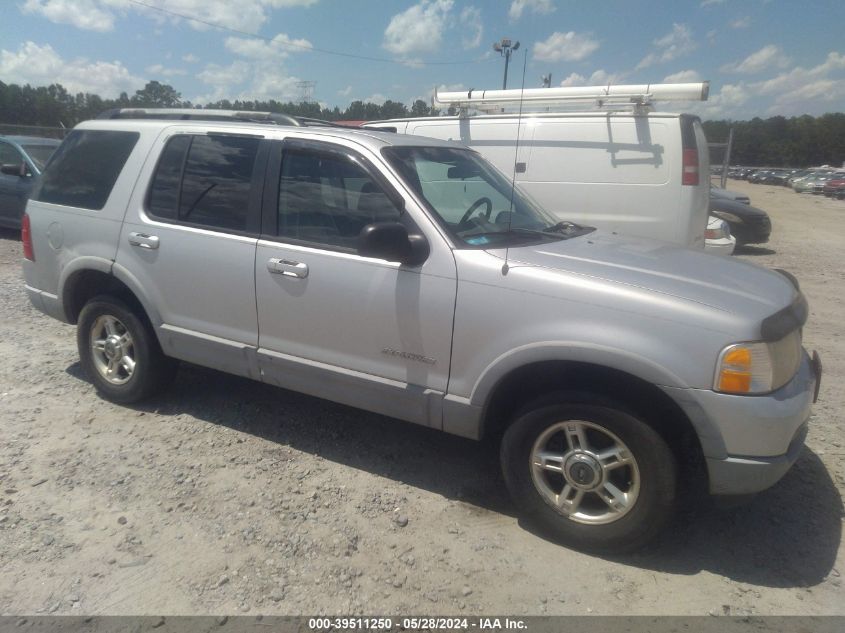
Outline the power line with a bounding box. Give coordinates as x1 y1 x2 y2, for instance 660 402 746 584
126 0 490 66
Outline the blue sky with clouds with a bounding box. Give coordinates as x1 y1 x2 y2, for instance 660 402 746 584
1 0 843 120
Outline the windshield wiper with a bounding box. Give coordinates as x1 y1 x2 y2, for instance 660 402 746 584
542 221 596 238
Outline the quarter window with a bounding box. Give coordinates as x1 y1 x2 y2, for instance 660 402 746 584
33 130 139 210
277 148 400 248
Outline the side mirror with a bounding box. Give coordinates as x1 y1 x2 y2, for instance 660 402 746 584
0 163 26 177
358 222 429 266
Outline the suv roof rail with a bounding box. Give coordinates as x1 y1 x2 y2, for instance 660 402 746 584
434 82 709 114
95 108 345 128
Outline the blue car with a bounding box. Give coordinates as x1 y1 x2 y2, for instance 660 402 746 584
0 135 61 229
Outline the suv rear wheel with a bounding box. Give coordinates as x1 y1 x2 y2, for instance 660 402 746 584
77 295 177 403
501 393 677 552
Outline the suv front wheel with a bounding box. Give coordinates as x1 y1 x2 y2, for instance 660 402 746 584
501 393 677 553
77 295 177 403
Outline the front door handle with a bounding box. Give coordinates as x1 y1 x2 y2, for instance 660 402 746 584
128 232 160 250
267 258 309 278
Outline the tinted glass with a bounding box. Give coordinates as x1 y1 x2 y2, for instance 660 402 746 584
34 130 139 210
147 135 191 220
21 144 59 171
178 135 259 231
278 149 400 248
0 143 22 165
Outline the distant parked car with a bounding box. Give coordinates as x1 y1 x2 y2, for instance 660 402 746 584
793 172 833 193
786 169 813 188
709 198 772 246
711 185 750 205
821 173 845 196
810 172 839 194
0 135 61 229
751 169 789 185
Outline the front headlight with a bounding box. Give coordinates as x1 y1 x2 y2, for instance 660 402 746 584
714 330 803 394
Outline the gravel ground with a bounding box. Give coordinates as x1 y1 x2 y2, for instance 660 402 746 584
0 180 842 616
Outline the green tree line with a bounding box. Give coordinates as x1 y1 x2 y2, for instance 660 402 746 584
0 80 440 129
703 115 845 168
2 79 843 167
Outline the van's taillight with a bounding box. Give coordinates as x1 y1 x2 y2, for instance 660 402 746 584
21 213 34 261
682 148 699 186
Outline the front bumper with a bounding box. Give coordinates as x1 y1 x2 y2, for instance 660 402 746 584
664 349 820 496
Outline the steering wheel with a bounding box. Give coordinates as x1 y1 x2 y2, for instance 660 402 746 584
459 197 493 225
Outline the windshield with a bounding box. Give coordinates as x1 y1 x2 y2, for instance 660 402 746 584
22 144 59 171
382 145 593 247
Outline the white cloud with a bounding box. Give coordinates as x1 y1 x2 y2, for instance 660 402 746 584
533 31 599 62
460 6 483 49
559 72 585 87
338 85 352 96
195 59 302 103
663 69 702 83
182 53 199 63
0 40 144 97
684 51 845 118
558 69 624 87
754 51 845 93
224 33 313 59
365 93 387 105
383 0 454 57
720 45 790 73
696 82 752 118
194 27 318 103
21 0 115 31
636 23 696 69
730 16 750 29
508 0 555 21
145 63 187 77
21 0 320 33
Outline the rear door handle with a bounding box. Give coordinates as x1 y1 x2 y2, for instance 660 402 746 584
267 258 308 278
128 232 160 250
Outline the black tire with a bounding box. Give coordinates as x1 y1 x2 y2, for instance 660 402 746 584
77 295 178 403
501 392 677 553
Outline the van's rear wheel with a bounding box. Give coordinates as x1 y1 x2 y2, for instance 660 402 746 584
501 394 676 552
77 295 177 403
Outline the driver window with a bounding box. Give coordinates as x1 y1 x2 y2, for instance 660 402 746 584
415 157 511 224
0 143 23 169
278 148 401 249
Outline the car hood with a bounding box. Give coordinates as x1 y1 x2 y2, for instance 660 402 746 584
489 230 796 319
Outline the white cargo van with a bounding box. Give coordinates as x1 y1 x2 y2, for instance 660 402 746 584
364 83 711 248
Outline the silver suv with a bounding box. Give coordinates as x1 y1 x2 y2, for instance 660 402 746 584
21 110 821 552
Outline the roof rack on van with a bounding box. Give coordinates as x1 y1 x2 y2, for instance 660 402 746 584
434 82 709 114
96 108 345 128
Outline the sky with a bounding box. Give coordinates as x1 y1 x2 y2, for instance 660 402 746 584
1 0 843 120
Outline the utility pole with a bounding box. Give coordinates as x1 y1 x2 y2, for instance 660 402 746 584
493 38 520 89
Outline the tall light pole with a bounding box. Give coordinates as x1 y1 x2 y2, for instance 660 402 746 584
493 38 520 90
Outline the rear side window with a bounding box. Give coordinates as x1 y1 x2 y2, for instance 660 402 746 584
147 134 260 232
34 130 139 210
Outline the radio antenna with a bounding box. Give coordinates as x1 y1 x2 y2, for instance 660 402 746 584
502 48 528 276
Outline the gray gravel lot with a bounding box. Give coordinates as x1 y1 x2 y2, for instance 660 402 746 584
0 180 842 615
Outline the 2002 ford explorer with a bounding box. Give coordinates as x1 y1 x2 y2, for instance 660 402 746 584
20 110 822 552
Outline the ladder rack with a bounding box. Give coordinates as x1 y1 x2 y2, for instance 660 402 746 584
434 82 709 113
